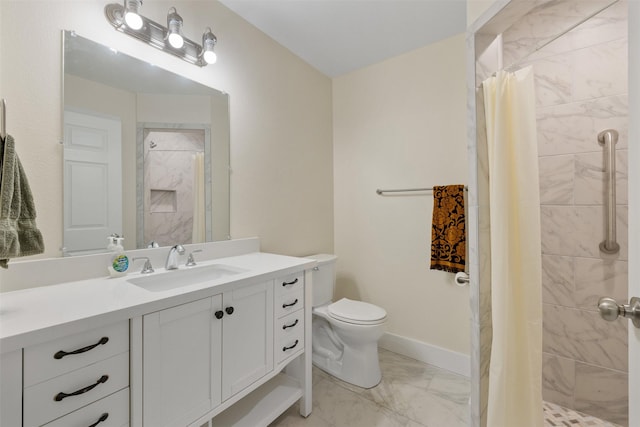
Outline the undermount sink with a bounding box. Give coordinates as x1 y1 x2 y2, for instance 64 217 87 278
127 264 247 292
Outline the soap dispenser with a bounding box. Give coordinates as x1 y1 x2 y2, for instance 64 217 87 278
107 234 130 277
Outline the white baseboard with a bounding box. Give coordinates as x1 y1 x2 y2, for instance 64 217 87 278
379 332 470 378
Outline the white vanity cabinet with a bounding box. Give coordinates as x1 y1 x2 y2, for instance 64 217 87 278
275 272 305 364
0 350 22 427
142 296 223 427
0 247 314 427
142 280 274 427
22 321 130 427
221 281 274 400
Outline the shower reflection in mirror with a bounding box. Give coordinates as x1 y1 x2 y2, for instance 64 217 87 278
137 125 212 248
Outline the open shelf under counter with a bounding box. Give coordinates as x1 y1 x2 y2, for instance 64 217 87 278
209 373 303 427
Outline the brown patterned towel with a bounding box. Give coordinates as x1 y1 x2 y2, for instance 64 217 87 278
430 185 465 273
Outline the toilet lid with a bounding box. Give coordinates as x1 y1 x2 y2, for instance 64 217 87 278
328 298 386 324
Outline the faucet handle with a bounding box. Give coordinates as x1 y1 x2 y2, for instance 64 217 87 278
132 257 154 274
186 249 203 267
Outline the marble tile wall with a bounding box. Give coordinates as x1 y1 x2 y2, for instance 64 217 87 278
502 0 629 425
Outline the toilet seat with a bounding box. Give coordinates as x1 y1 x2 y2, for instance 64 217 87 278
327 298 387 325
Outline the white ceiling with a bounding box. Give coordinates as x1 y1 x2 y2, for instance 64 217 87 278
218 0 467 77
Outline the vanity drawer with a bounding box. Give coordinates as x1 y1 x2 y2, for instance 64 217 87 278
277 328 304 364
24 352 129 427
275 272 304 298
42 388 129 427
276 288 304 318
276 310 304 364
24 320 129 387
276 310 304 343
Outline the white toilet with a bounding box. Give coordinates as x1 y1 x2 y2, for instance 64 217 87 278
307 254 387 389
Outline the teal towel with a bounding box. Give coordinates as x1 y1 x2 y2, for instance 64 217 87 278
0 135 45 268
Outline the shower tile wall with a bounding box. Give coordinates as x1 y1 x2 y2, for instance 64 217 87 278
502 1 628 425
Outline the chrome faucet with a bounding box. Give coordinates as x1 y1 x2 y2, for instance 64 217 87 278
165 244 185 270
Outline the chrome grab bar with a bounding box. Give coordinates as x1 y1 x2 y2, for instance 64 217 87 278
598 129 620 254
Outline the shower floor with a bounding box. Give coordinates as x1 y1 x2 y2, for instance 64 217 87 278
543 401 622 426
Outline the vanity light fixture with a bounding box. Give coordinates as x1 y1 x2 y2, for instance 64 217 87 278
104 2 218 67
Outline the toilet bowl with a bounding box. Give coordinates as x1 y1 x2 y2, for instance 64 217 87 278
307 254 387 389
312 299 386 388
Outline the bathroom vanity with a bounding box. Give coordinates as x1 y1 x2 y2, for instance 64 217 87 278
0 239 314 427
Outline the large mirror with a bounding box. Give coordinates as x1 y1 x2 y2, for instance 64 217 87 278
63 31 230 256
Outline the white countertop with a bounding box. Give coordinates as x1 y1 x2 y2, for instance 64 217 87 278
0 252 315 353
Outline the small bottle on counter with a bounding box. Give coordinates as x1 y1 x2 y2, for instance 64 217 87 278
107 234 129 277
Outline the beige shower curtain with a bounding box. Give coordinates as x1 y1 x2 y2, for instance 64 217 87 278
192 152 205 243
483 67 543 427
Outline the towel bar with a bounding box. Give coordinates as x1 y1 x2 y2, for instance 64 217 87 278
376 186 468 195
1 98 6 140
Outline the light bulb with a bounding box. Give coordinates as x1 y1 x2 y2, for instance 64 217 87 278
168 33 184 49
124 0 143 30
166 7 184 49
203 50 217 64
124 11 143 30
201 28 217 65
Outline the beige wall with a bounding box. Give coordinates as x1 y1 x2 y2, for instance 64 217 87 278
0 0 333 259
467 0 497 27
3 0 470 356
333 33 470 354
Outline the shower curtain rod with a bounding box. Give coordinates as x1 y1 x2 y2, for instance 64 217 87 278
376 186 468 195
476 0 619 87
508 0 619 71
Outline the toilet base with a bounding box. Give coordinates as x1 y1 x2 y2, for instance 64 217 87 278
311 318 383 389
312 349 382 389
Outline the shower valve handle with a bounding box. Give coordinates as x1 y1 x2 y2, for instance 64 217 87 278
598 297 640 328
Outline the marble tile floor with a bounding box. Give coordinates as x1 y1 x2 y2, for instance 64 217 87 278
269 349 621 427
270 348 470 427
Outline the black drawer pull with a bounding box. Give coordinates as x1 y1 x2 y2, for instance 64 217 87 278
88 413 109 427
225 306 234 315
214 310 224 319
282 278 299 287
54 337 109 359
282 319 299 330
283 340 299 352
282 299 298 309
54 375 109 402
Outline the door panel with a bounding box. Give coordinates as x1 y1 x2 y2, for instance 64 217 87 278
64 110 122 256
143 296 222 427
221 281 274 401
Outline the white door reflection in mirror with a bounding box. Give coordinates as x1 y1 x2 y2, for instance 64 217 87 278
63 110 122 256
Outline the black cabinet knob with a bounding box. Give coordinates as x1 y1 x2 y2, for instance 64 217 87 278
214 310 224 319
225 306 234 315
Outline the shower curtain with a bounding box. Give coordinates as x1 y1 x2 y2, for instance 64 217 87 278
192 152 205 243
482 67 543 427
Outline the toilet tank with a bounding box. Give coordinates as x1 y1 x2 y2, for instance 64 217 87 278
305 254 338 307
